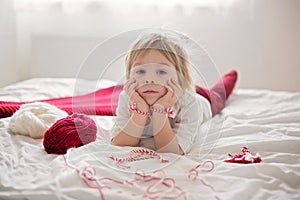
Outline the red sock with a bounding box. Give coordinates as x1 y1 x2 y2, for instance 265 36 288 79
196 70 238 116
222 70 238 99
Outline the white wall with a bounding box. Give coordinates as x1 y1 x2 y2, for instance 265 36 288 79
1 0 299 91
0 0 18 87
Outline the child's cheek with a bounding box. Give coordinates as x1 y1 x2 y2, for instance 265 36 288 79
136 78 145 87
135 82 140 90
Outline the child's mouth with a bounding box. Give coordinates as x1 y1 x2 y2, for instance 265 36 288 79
143 90 158 94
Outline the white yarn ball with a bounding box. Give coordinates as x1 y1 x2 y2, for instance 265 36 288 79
8 102 68 139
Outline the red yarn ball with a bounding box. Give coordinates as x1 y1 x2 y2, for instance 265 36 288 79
43 113 97 154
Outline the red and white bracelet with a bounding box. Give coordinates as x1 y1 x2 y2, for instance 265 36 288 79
129 103 173 117
151 106 173 117
129 103 150 116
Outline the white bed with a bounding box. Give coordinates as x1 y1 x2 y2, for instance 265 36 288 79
0 78 299 200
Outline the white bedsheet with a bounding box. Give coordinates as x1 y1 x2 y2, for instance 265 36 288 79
0 78 299 200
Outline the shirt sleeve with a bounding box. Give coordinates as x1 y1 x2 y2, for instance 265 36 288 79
110 91 131 140
173 93 212 154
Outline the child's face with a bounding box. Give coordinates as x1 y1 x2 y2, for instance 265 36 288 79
130 49 178 105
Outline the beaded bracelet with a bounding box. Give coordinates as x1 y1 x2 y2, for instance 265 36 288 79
129 103 150 116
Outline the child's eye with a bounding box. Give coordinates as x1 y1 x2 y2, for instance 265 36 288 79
136 69 145 75
157 70 167 75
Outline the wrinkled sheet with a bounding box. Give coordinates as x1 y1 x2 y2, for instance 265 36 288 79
0 78 299 200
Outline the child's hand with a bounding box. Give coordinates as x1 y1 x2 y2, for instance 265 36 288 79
124 79 149 113
154 79 183 109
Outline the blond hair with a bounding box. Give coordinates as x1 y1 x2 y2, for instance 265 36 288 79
125 31 193 90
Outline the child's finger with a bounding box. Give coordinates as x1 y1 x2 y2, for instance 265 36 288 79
128 79 137 89
167 80 176 93
125 79 136 93
124 78 135 85
169 79 183 99
165 84 174 95
124 79 135 90
165 85 175 99
169 79 182 92
169 79 181 91
130 91 139 101
168 80 181 97
128 78 136 87
128 82 138 95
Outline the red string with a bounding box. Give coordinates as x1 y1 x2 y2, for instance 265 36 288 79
62 152 186 200
63 151 219 199
131 170 186 199
62 155 107 200
109 148 169 169
188 160 220 200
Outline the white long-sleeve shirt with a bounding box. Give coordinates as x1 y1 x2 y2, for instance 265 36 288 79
111 89 212 154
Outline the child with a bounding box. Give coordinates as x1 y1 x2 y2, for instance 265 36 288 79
0 30 236 155
111 31 213 155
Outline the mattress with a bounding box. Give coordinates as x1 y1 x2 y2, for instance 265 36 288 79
0 78 299 200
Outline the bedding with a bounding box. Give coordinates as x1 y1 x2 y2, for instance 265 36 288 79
0 78 299 200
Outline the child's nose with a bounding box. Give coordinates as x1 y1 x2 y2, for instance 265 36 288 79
143 71 158 84
145 80 155 84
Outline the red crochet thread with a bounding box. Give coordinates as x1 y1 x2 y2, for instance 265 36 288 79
43 113 97 154
224 146 262 164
